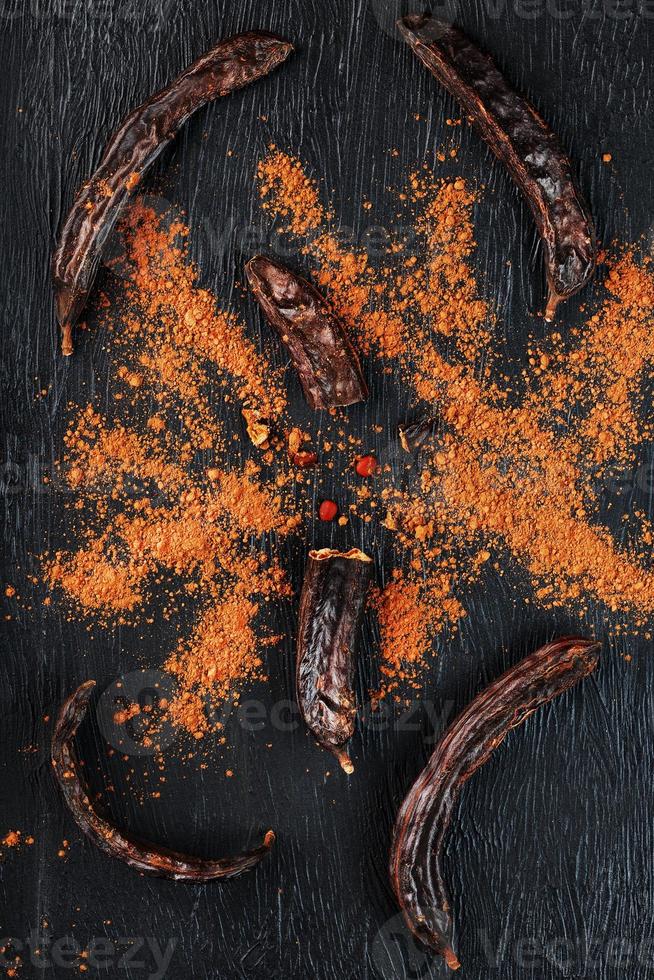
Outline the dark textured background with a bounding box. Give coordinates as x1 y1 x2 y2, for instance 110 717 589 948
2 1 654 977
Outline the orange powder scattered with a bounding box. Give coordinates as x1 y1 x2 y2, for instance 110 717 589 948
62 407 188 494
118 202 287 433
258 150 491 363
165 597 278 736
43 146 654 724
529 252 654 469
258 148 397 356
47 444 298 623
114 703 140 726
374 569 465 697
44 200 303 731
257 146 329 235
256 147 654 680
430 437 654 616
209 462 301 536
48 538 148 618
406 174 492 359
1 830 34 853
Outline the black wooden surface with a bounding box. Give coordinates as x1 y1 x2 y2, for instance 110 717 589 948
2 1 654 978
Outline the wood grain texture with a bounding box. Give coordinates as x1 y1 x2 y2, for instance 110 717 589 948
1 1 653 977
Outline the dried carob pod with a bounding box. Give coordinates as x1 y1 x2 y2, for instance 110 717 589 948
52 681 275 879
54 32 293 354
246 255 368 409
398 15 597 319
390 636 600 969
296 548 373 772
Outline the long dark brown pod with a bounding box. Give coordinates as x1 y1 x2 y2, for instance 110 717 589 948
52 681 274 879
398 15 596 319
297 548 373 772
53 32 293 356
390 636 600 970
246 255 369 409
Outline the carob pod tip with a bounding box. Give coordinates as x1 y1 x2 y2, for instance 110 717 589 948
399 415 440 453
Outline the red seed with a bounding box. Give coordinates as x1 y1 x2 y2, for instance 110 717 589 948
293 451 318 468
355 454 378 477
318 499 339 522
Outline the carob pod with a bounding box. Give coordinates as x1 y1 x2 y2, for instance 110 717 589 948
296 548 373 773
53 31 293 355
390 636 600 970
52 681 275 879
399 415 439 453
246 255 369 409
398 14 597 319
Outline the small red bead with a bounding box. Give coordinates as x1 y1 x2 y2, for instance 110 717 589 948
355 454 379 477
318 499 339 522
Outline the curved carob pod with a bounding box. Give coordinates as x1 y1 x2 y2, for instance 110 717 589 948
246 255 369 409
390 636 600 970
398 14 597 320
296 548 373 773
53 31 293 355
51 681 275 879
